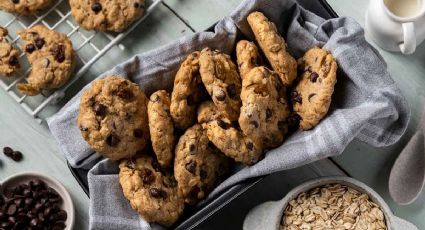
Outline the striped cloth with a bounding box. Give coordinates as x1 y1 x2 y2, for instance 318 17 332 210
47 0 410 229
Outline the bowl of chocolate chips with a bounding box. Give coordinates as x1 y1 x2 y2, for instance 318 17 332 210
0 172 74 230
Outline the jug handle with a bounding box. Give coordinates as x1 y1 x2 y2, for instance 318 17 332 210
399 22 416 55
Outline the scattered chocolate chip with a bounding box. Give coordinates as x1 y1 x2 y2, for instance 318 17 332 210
291 91 302 104
266 108 273 120
3 146 14 157
140 169 155 185
200 169 207 181
34 38 45 49
185 160 197 175
215 90 226 101
133 129 143 138
12 151 23 162
189 144 196 152
250 121 259 128
226 84 237 98
246 142 253 151
310 72 319 82
91 2 102 13
308 93 316 102
105 134 120 147
117 89 134 101
217 119 230 129
93 103 107 116
52 45 65 63
25 44 35 53
8 56 19 66
149 188 167 199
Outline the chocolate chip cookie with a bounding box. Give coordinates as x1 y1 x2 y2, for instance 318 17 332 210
17 25 74 96
239 66 290 149
0 27 20 76
0 0 52 15
292 47 337 130
148 90 174 168
119 155 184 227
198 101 263 165
174 124 229 204
170 51 207 130
78 76 149 160
199 48 242 121
69 0 145 32
236 40 261 79
247 11 297 86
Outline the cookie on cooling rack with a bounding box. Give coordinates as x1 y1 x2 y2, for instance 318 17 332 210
0 27 20 76
17 25 75 96
0 0 52 16
69 0 146 32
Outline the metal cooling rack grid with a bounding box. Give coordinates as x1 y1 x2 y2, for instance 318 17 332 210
0 0 162 122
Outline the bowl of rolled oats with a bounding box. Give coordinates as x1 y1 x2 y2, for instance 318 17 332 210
243 176 418 230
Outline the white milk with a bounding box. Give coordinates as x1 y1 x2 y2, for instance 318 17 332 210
384 0 422 17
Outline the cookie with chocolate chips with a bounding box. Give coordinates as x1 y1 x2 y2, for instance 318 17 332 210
17 25 74 96
78 76 149 160
174 124 230 204
0 0 52 15
0 27 20 76
148 90 175 168
236 40 261 79
198 101 263 165
239 66 290 149
199 48 242 121
119 155 184 227
69 0 145 32
170 51 207 129
247 11 297 86
292 47 337 130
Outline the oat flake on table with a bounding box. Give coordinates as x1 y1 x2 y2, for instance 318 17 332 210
280 184 387 230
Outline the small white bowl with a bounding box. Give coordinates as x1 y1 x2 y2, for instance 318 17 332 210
0 171 75 230
243 176 418 230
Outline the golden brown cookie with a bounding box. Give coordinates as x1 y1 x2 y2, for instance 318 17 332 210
0 27 20 76
170 51 207 130
78 76 149 160
198 101 263 165
69 0 145 32
174 124 230 204
119 155 184 227
247 11 297 86
199 48 242 121
292 47 337 130
239 67 290 149
0 0 52 15
17 25 74 96
148 90 175 168
236 40 261 79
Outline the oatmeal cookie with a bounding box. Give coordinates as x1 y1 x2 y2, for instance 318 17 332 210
247 11 297 86
78 76 149 160
119 155 184 227
236 40 261 79
0 27 20 76
148 90 174 168
199 48 242 121
0 0 52 15
292 47 337 130
17 25 74 96
174 124 229 204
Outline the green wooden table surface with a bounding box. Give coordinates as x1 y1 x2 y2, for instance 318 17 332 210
1 0 424 229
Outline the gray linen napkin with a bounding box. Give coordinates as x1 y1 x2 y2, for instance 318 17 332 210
47 0 410 229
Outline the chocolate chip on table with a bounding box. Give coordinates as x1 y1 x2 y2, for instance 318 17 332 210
25 44 35 53
12 151 23 162
8 56 19 66
3 146 14 157
185 160 197 174
34 38 45 49
149 188 167 199
91 2 102 13
310 72 319 82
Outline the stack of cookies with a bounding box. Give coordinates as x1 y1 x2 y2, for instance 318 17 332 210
76 11 338 227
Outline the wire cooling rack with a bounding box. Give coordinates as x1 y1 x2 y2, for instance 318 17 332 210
0 0 162 122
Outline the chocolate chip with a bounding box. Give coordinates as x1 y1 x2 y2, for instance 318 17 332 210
308 93 316 102
288 113 301 129
12 151 23 161
117 89 134 101
52 45 65 63
200 169 207 181
35 38 45 49
140 169 155 185
3 146 14 157
149 188 167 199
246 142 253 151
217 119 230 129
12 0 19 3
278 120 287 130
250 121 259 128
266 108 273 120
8 56 19 66
310 72 319 82
186 95 194 106
25 44 35 53
226 84 237 98
215 90 226 101
133 129 143 138
105 134 120 147
134 2 140 8
93 103 107 116
185 160 197 174
91 2 102 13
291 91 302 104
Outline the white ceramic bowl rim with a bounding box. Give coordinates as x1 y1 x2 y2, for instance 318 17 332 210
1 171 75 230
